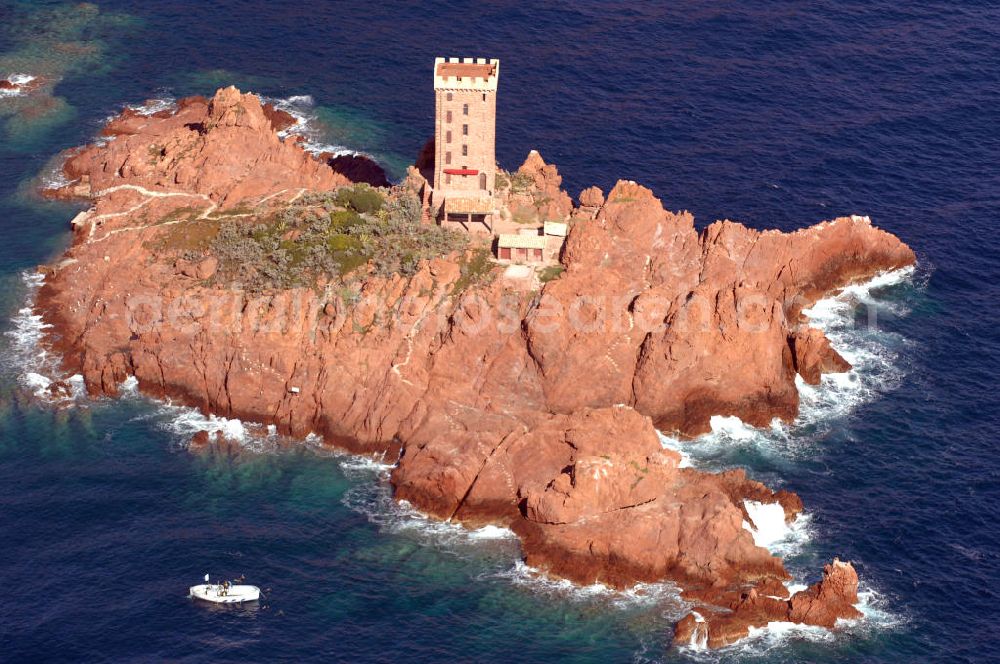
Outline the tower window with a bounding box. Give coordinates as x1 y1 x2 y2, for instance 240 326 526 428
462 145 468 156
446 130 452 143
446 110 452 123
462 124 468 136
446 151 452 164
447 92 453 101
463 103 469 115
446 173 452 184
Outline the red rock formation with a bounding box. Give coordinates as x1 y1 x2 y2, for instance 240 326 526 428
261 102 297 133
674 559 863 649
578 185 605 208
791 326 852 385
0 80 15 90
34 87 915 650
55 86 350 208
516 150 574 219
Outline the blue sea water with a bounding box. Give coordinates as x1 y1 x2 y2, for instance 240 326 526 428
0 0 998 661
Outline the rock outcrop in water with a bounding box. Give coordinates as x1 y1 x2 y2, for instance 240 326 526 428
35 87 914 649
0 74 41 96
674 558 863 649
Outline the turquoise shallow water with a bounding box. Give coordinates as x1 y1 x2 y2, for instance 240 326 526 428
1 1 998 661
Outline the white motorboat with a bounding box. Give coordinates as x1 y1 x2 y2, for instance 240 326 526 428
189 574 260 604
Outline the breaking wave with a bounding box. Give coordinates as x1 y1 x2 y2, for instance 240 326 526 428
126 94 176 116
265 94 369 159
677 583 904 660
490 560 686 612
742 499 813 558
148 398 288 454
341 467 520 553
2 271 85 403
660 266 919 467
340 457 685 611
0 73 36 97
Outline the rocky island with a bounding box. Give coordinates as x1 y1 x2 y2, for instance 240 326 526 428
35 86 914 649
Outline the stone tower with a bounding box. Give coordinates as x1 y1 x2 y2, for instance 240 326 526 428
432 57 500 234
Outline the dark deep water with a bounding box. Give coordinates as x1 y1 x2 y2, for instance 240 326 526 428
1 1 998 661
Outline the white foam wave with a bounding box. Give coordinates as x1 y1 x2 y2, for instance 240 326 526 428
2 272 86 404
657 430 693 468
342 475 520 552
741 500 812 557
794 266 915 425
661 267 917 467
38 162 76 191
1 73 35 97
126 95 176 116
706 584 904 659
709 415 760 441
742 500 788 548
493 560 616 598
851 587 906 632
685 610 709 650
151 399 293 454
468 524 517 540
492 560 683 611
265 94 369 160
119 375 139 396
21 371 52 395
744 620 836 645
161 403 248 441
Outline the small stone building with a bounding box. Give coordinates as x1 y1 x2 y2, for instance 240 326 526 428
497 233 547 264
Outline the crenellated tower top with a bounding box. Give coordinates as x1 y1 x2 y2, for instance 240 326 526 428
433 57 500 92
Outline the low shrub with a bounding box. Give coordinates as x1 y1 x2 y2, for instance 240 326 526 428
510 171 534 193
334 183 384 214
453 247 497 295
538 265 564 283
206 186 467 292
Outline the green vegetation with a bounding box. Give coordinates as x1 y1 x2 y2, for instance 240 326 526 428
200 184 467 292
538 265 564 283
629 460 649 490
495 171 510 190
147 144 165 163
145 210 219 255
510 171 534 193
453 247 497 295
333 183 384 214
